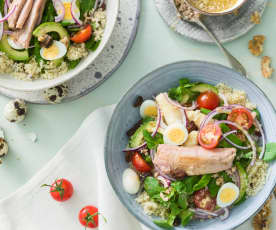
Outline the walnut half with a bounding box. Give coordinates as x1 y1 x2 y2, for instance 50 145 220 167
248 35 266 56
261 56 274 78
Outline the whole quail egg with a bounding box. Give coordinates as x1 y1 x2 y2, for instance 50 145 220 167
43 84 68 104
4 99 27 123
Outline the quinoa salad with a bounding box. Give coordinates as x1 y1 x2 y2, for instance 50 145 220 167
121 79 276 228
0 0 106 80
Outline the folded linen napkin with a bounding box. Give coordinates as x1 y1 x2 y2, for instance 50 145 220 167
0 105 274 230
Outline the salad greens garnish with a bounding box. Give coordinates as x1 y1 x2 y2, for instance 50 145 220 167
144 177 165 197
42 0 56 23
80 0 96 19
193 174 211 191
0 0 4 15
85 35 101 51
263 143 276 162
67 58 81 70
143 130 164 150
168 78 199 103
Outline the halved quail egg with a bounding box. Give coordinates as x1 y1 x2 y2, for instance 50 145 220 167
40 41 67 61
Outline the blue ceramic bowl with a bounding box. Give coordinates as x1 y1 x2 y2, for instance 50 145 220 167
105 61 276 230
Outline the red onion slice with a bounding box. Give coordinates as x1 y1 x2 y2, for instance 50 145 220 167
123 143 147 152
157 175 171 188
164 93 197 111
219 208 230 220
71 0 83 25
53 0 65 22
190 208 219 217
254 119 266 159
216 120 256 166
3 30 12 35
222 131 251 150
180 109 187 127
150 149 156 161
0 5 16 23
233 168 241 188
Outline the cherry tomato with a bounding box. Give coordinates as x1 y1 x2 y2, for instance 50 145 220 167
41 178 74 202
132 152 152 172
197 91 220 110
71 24 92 43
199 123 222 149
79 205 99 228
194 188 216 211
227 108 254 130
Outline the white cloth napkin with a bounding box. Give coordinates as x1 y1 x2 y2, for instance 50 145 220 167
0 105 273 230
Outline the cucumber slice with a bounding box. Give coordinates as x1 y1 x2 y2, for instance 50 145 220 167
191 83 218 94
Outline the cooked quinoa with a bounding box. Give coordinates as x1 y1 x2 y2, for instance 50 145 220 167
190 0 238 13
91 8 107 41
216 83 257 110
136 191 169 218
246 160 268 196
66 43 88 61
252 195 272 230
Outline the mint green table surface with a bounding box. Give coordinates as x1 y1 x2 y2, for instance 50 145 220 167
0 0 275 199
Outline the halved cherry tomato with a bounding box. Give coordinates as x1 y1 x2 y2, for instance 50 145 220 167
132 152 152 172
71 24 92 43
79 205 99 228
199 123 222 149
227 108 253 130
41 178 74 202
194 188 216 211
197 91 220 110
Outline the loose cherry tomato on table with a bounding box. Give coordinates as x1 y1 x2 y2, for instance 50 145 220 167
194 188 216 211
132 152 152 172
79 205 99 228
197 91 220 110
71 24 92 43
199 123 222 149
227 108 254 130
41 178 74 202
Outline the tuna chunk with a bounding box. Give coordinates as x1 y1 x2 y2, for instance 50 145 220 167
11 0 46 48
16 0 34 29
153 145 236 177
8 0 27 29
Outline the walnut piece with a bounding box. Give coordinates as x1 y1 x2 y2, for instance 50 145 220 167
248 35 266 56
251 11 261 24
261 56 274 78
252 195 272 230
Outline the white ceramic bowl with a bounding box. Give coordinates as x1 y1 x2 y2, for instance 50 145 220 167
0 0 119 92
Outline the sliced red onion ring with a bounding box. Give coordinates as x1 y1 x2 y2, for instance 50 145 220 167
219 208 230 220
53 0 65 22
150 149 156 161
164 93 197 111
222 130 251 150
216 120 256 166
192 208 228 220
0 5 16 23
123 142 147 152
94 0 100 9
190 208 218 217
3 30 12 35
71 0 83 25
233 168 241 188
158 171 177 182
180 109 187 127
157 175 171 188
254 119 266 159
219 93 228 106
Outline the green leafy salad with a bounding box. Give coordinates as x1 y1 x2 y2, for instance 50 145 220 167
121 79 276 228
0 0 106 80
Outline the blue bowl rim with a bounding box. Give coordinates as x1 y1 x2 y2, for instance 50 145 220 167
104 60 276 230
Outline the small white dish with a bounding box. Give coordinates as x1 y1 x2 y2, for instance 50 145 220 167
0 0 120 92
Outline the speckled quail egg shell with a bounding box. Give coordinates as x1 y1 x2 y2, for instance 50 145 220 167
40 41 67 61
43 85 68 104
4 99 27 123
8 37 24 50
122 168 140 194
140 100 157 118
0 138 8 157
163 123 188 145
217 182 239 208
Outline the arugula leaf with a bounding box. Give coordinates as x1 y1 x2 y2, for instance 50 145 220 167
33 39 44 63
200 108 211 115
85 35 101 51
180 210 194 227
42 0 56 23
171 176 200 195
153 219 173 229
219 171 232 183
177 193 188 209
80 0 96 19
193 174 211 191
168 78 199 103
144 177 164 197
263 142 276 162
67 58 81 70
208 177 220 197
143 130 164 150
